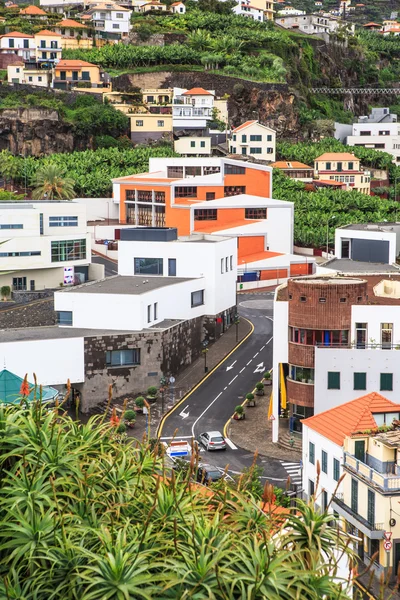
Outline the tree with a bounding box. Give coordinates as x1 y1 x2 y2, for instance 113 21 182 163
197 0 237 14
0 150 20 191
31 164 76 200
0 285 10 300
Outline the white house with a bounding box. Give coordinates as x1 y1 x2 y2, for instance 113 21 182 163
7 62 51 87
171 1 186 13
174 136 211 156
0 32 35 61
172 87 215 131
0 201 101 291
233 0 265 21
230 120 276 162
275 13 355 36
346 121 400 164
277 6 305 15
82 2 132 39
39 0 83 10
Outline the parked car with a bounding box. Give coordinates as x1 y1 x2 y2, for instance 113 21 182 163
198 431 227 451
196 464 224 485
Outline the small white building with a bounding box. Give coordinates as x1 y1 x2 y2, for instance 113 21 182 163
0 201 99 291
334 223 400 265
82 2 132 39
277 6 305 15
7 62 51 87
0 32 35 61
173 87 215 131
230 120 276 162
275 12 355 36
171 1 186 13
346 121 400 165
174 136 211 156
233 0 265 20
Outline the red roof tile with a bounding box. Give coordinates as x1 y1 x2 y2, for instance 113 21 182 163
182 87 214 96
1 31 34 38
233 120 257 132
20 5 47 14
57 18 88 28
302 392 400 446
36 29 62 36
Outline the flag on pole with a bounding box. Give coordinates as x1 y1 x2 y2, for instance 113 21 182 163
268 391 273 419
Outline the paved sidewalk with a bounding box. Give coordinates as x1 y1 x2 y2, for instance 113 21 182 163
132 318 253 439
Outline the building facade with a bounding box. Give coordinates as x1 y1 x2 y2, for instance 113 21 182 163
230 120 276 162
0 32 35 61
81 2 132 40
275 12 355 36
314 152 370 194
271 161 314 182
53 59 102 89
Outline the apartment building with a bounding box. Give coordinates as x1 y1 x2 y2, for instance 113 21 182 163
0 227 237 412
34 30 62 63
53 59 102 89
8 61 51 87
230 120 276 162
314 152 370 194
173 87 215 132
271 161 314 182
277 6 305 15
81 2 132 40
39 0 83 12
54 19 93 49
131 114 173 143
275 12 355 36
0 32 35 61
0 201 96 291
233 0 265 21
272 271 400 443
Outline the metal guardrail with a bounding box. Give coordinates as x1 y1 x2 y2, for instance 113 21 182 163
312 88 400 95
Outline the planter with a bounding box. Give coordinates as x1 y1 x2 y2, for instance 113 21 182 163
247 399 256 407
126 421 135 428
264 379 272 386
134 406 143 414
233 413 246 420
256 390 264 396
146 395 158 403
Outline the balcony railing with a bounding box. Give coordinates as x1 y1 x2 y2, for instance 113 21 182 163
344 452 400 491
332 495 384 536
316 342 400 350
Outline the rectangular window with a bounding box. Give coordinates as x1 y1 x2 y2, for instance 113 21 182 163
245 208 267 219
309 441 315 465
221 258 224 274
355 323 367 349
81 71 90 80
224 164 245 175
49 216 78 227
155 191 165 203
106 349 140 367
333 458 340 482
191 289 204 307
241 134 247 142
353 372 366 390
134 257 163 276
250 135 262 141
56 311 72 326
51 239 86 263
116 11 123 17
157 120 164 127
351 478 358 514
367 489 375 525
147 304 151 323
185 166 201 177
326 162 331 170
266 147 274 154
225 257 229 272
12 277 27 291
327 371 340 390
348 161 354 170
206 192 215 201
112 23 120 28
322 490 328 512
309 479 315 497
380 373 393 391
194 209 217 221
154 302 158 320
167 166 183 178
230 255 233 270
40 213 43 235
0 224 23 229
381 323 393 349
322 450 328 474
41 40 46 48
175 187 197 198
137 190 152 203
337 162 343 172
136 120 144 127
224 186 246 197
250 147 262 154
267 134 272 141
168 258 176 276
28 77 33 82
9 39 14 48
190 141 196 148
200 141 205 148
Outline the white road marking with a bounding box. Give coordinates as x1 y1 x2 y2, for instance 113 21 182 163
253 362 264 373
226 360 237 371
253 352 259 358
266 337 273 345
191 392 223 437
239 367 245 373
228 375 238 385
260 345 265 350
160 435 193 440
224 386 227 390
225 437 237 450
246 360 252 366
281 462 300 466
265 316 273 322
179 405 190 419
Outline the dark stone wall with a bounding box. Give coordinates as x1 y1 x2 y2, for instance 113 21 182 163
12 289 55 303
0 297 56 329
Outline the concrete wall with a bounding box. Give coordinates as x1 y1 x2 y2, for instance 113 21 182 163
334 228 397 263
75 197 119 222
302 425 343 505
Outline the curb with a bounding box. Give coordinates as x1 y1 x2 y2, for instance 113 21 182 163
157 318 254 438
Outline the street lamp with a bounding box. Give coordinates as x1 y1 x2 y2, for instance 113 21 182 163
160 375 167 414
326 215 336 257
234 312 240 343
202 339 209 373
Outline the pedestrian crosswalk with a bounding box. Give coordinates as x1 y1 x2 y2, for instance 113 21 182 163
280 461 302 485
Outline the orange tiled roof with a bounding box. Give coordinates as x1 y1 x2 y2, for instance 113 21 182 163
302 392 400 446
20 5 47 14
315 179 345 186
36 29 62 36
57 18 89 28
55 59 96 68
1 31 34 38
363 22 381 26
233 120 257 132
182 87 214 96
315 152 358 161
271 161 312 169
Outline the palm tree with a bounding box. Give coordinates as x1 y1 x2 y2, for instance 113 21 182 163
31 164 76 200
0 150 20 191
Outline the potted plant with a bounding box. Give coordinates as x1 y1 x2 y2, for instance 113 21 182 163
146 386 158 403
246 392 256 407
263 371 272 386
124 409 136 428
233 405 245 420
135 396 145 413
117 422 127 434
0 286 10 301
255 382 264 396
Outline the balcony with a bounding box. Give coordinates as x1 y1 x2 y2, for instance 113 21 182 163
344 452 400 491
331 494 384 539
288 342 315 367
37 46 61 52
287 378 314 408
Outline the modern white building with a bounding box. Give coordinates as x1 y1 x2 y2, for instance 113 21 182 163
230 120 276 162
81 2 132 40
334 223 400 265
0 201 98 291
172 87 215 131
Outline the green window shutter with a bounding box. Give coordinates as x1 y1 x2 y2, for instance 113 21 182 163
380 373 393 391
322 450 328 474
351 479 358 513
328 371 340 389
309 441 315 465
354 372 366 390
333 458 340 482
367 489 375 525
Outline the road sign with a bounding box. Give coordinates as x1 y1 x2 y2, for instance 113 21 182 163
384 531 392 541
169 376 175 384
384 540 392 552
269 414 275 420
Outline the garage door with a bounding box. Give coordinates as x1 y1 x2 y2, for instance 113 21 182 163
351 239 389 263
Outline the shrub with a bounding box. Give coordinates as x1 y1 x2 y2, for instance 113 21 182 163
255 382 264 391
246 393 255 401
117 422 127 433
264 371 271 380
135 396 145 408
235 404 244 415
124 409 136 422
0 286 11 300
147 386 158 397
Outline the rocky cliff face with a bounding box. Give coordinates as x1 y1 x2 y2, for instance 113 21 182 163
0 108 85 156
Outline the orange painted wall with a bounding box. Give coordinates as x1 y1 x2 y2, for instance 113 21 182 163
290 263 311 276
193 208 244 232
260 269 288 280
238 236 265 258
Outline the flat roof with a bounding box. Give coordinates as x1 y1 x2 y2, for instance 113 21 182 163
193 194 293 209
339 223 400 232
322 258 400 273
59 275 195 295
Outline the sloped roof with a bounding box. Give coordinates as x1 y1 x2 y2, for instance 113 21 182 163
182 87 214 96
363 22 381 26
36 29 62 36
233 120 257 132
315 152 358 161
0 369 58 404
20 5 47 14
55 59 97 68
302 392 400 446
1 31 34 38
271 160 312 169
57 18 89 28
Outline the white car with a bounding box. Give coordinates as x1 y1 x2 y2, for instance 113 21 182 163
198 431 227 451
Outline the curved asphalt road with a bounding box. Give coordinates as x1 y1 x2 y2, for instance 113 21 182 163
158 292 294 487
